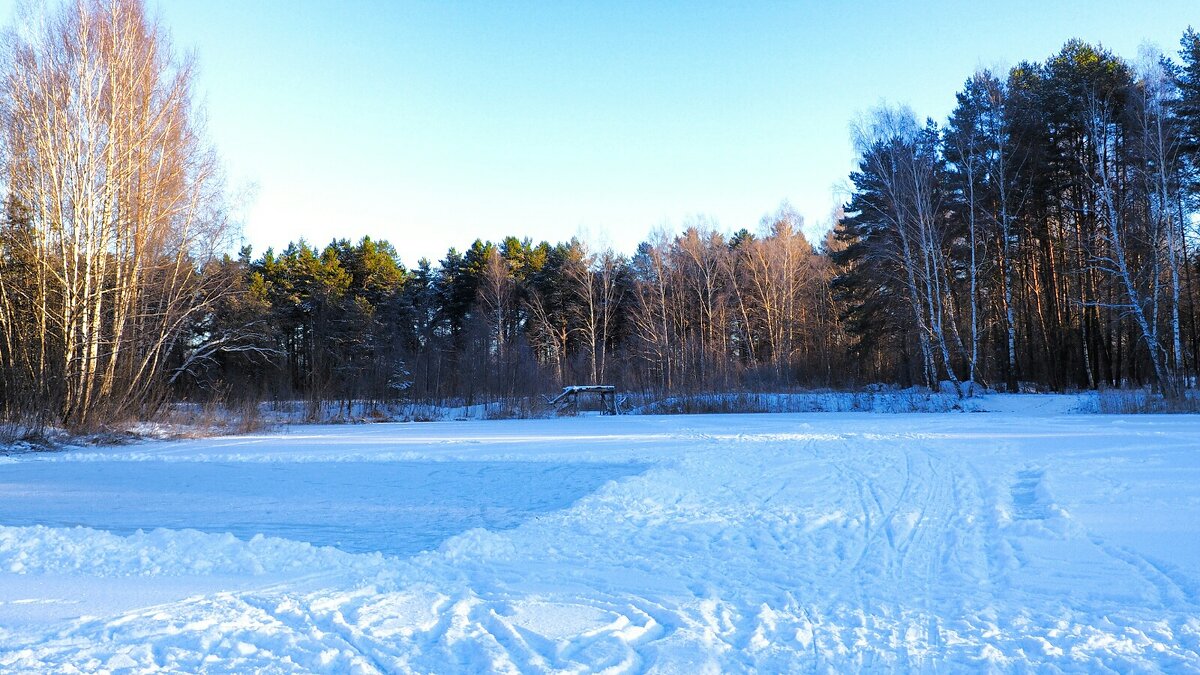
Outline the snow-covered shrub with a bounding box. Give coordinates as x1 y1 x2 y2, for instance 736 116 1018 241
1097 388 1200 414
629 389 966 415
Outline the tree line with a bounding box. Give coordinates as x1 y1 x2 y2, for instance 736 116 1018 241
188 210 842 409
1 0 1198 431
836 35 1200 395
193 31 1200 407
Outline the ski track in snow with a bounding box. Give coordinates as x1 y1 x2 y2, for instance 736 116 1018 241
1 402 1200 672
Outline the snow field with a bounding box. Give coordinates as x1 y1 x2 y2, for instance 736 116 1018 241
1 410 1199 672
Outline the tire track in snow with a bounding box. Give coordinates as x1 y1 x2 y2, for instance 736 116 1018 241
796 433 994 667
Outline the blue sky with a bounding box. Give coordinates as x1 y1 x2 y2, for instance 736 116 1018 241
3 1 1197 265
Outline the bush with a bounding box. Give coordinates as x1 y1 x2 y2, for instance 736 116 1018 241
1097 389 1200 414
629 389 964 415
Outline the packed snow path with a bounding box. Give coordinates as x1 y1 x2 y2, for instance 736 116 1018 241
2 410 1199 672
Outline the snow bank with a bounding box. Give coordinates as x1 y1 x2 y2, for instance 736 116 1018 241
0 525 388 578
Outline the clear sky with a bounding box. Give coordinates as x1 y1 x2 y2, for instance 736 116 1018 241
2 1 1197 265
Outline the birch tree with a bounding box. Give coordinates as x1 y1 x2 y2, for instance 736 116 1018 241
1132 48 1187 380
1087 94 1176 394
0 0 231 427
845 106 961 388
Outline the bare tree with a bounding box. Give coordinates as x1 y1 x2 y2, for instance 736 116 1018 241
0 0 232 427
737 205 817 382
630 232 676 390
674 222 728 388
1133 48 1187 382
852 107 938 387
566 240 625 385
979 71 1027 391
479 247 514 364
1086 94 1175 394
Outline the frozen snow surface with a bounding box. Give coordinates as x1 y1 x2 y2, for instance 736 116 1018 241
2 396 1200 672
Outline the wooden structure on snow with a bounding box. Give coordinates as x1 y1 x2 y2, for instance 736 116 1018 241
544 385 620 415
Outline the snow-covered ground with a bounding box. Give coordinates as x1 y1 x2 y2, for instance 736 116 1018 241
1 401 1199 672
